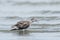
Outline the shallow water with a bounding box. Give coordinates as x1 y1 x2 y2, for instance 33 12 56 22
0 0 60 40
1 32 60 40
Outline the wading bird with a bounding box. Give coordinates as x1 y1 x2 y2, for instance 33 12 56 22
11 17 38 31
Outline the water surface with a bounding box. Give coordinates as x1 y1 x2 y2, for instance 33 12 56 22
0 0 60 40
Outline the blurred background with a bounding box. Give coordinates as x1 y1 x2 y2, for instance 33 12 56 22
0 0 60 40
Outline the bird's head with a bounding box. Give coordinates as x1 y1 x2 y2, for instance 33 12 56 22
30 17 38 22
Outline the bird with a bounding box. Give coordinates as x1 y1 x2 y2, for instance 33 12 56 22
11 17 38 31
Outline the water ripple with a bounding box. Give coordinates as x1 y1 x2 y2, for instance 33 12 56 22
0 16 60 21
11 2 60 6
0 1 60 6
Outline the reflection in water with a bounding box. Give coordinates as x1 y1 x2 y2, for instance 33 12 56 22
12 30 30 36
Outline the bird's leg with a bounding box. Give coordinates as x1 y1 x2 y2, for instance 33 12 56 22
22 29 26 35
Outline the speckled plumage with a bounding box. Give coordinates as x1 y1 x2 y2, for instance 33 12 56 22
11 17 38 31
